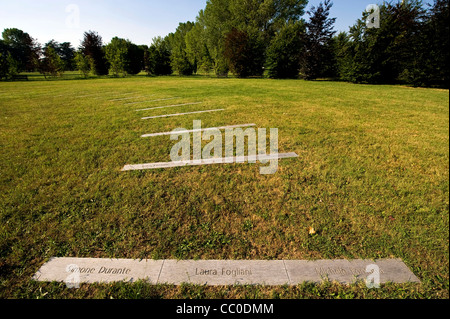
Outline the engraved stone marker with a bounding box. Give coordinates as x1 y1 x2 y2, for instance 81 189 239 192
284 259 421 284
33 258 420 286
141 124 256 138
32 257 164 284
158 260 289 286
121 153 299 171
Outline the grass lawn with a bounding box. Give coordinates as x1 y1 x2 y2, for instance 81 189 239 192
0 76 448 299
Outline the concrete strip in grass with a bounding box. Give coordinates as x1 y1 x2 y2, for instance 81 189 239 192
33 258 420 285
121 153 299 171
141 123 256 138
141 109 224 120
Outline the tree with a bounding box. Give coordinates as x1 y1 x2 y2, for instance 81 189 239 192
37 46 65 78
342 1 427 85
301 0 336 80
6 52 20 79
0 40 8 80
45 40 76 71
185 21 214 74
0 53 7 80
224 28 265 78
201 0 308 76
74 51 93 78
143 48 151 76
169 22 196 76
125 44 146 75
266 21 306 78
0 39 20 80
80 31 108 75
2 28 39 72
332 32 354 81
146 37 172 76
423 0 449 87
58 42 76 70
105 37 128 77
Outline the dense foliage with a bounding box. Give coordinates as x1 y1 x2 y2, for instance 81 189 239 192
0 0 448 87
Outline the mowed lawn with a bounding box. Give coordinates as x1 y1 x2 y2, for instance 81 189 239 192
0 77 448 299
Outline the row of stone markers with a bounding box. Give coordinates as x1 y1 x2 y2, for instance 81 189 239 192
33 257 420 286
120 97 299 171
31 94 421 288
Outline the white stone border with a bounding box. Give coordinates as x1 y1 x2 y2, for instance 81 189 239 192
136 102 203 112
125 97 181 105
32 258 421 286
141 124 256 138
141 109 224 120
121 153 299 171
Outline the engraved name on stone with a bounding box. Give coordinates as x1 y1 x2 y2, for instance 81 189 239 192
195 267 253 277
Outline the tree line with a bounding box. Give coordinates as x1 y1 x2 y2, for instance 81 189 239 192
0 0 448 87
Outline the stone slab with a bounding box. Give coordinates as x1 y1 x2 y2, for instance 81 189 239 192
141 124 256 138
109 96 144 101
136 102 203 111
284 259 421 284
141 109 224 120
125 97 181 105
32 257 163 284
158 260 289 286
121 153 299 171
32 258 420 286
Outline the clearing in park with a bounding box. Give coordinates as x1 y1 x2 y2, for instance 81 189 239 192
0 76 448 299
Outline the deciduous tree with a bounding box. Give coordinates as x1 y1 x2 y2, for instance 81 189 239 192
80 31 108 75
105 37 129 77
266 21 306 78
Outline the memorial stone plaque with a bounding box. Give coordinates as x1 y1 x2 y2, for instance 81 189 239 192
33 258 420 286
32 257 164 284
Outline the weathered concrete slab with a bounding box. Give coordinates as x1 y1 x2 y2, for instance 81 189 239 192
158 260 289 286
136 102 203 111
121 153 299 171
32 258 420 286
109 96 144 101
284 259 421 284
125 97 181 105
141 109 224 120
141 124 256 138
32 257 163 284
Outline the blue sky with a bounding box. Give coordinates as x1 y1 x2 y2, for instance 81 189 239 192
0 0 433 47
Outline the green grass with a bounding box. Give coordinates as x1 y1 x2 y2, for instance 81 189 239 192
0 76 448 299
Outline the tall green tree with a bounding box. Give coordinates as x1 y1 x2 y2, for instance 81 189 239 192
202 0 308 76
80 31 108 75
423 0 449 87
266 21 306 78
169 22 196 76
37 46 65 78
6 52 20 79
332 31 354 81
342 1 426 84
301 0 336 80
185 20 214 74
74 51 93 78
223 28 265 78
44 40 76 71
125 43 145 75
2 28 39 72
105 37 129 77
0 40 9 80
146 37 172 76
